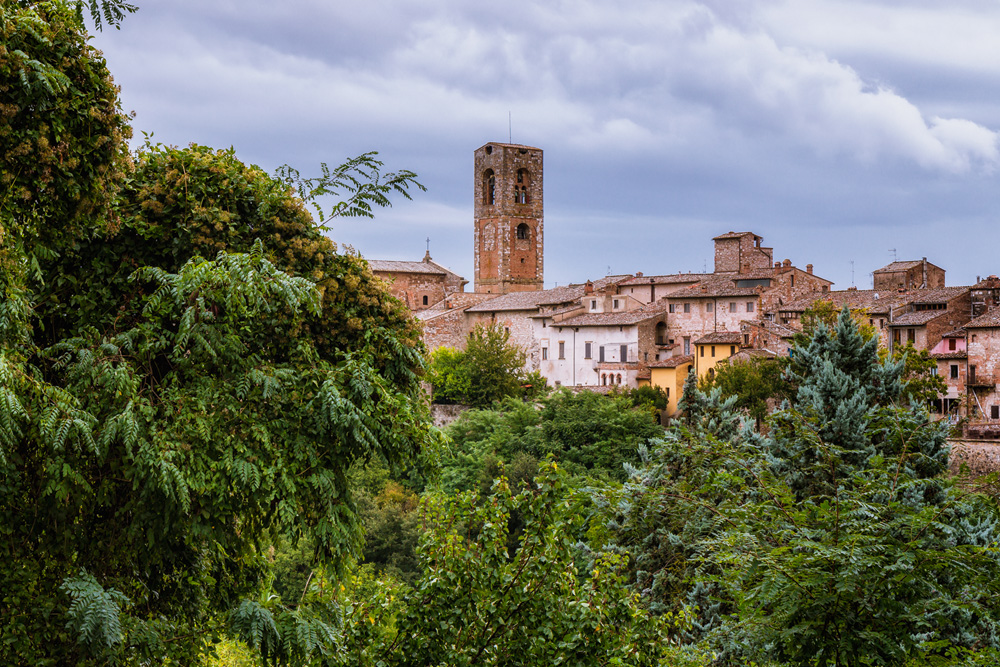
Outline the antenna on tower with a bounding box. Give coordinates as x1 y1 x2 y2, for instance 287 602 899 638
850 260 855 286
888 248 897 261
508 111 512 143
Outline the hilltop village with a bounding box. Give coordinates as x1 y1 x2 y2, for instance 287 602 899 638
372 142 1000 423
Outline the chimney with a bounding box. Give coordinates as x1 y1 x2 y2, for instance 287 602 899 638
806 264 813 275
636 271 643 277
782 259 791 268
922 257 927 288
775 262 781 269
584 280 594 295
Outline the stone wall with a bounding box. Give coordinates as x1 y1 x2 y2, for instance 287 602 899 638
431 403 470 429
474 143 544 294
374 270 450 311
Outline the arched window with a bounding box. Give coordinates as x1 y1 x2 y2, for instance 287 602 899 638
516 223 530 240
422 295 428 306
655 322 667 346
483 169 495 205
517 168 528 184
616 373 622 385
601 374 607 386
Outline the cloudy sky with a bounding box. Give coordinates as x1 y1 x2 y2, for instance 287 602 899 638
90 0 1000 290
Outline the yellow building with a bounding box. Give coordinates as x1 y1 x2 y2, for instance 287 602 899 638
646 354 694 416
693 331 742 381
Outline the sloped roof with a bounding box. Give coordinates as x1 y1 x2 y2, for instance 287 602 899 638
694 331 742 345
907 286 970 304
554 300 669 328
742 319 798 338
618 273 712 286
648 354 694 369
965 308 1000 329
713 231 759 240
466 275 631 313
889 311 945 326
874 260 924 273
369 259 446 275
669 276 761 299
779 289 909 314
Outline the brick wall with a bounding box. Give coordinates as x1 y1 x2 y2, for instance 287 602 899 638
474 143 544 293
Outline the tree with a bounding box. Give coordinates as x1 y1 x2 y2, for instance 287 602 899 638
701 354 789 425
427 323 541 408
0 12 433 658
892 341 948 406
254 464 703 667
704 308 1000 666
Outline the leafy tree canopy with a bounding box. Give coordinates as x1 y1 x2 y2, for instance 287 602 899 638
0 8 434 661
427 322 544 408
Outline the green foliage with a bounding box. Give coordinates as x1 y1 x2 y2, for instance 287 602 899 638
607 309 1000 667
274 152 425 227
707 309 1000 665
427 323 542 407
1 33 433 660
892 342 948 405
441 389 664 488
701 355 789 424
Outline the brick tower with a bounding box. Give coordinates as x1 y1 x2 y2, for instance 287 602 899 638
473 142 543 294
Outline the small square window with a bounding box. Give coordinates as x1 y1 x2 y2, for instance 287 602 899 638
542 347 548 360
746 302 754 313
706 302 713 312
669 304 675 313
558 341 565 359
683 303 690 314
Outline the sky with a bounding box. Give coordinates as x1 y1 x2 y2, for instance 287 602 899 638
89 0 1000 291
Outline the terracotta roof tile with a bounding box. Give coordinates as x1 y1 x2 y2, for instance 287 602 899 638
648 354 694 368
554 300 669 327
889 311 945 326
874 260 924 272
932 351 968 360
369 259 446 275
694 331 742 345
712 231 759 240
467 275 631 312
619 273 712 286
966 308 1000 329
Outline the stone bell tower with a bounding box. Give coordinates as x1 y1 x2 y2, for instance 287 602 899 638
473 142 543 294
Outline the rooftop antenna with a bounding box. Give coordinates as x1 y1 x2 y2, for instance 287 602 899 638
426 237 430 253
508 111 512 144
888 248 897 261
850 260 855 287
607 265 612 276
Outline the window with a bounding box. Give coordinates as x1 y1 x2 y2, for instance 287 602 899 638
893 330 901 344
558 341 565 359
930 367 938 376
616 373 622 385
665 387 670 398
951 364 959 379
483 169 495 205
584 342 592 359
706 302 713 312
907 329 915 343
590 300 598 311
730 302 737 312
992 405 999 420
601 374 607 386
746 302 754 313
599 346 605 362
700 346 705 358
744 334 750 346
422 295 428 306
669 304 675 313
970 365 978 383
730 345 736 355
683 303 690 314
711 345 716 357
683 337 690 355
949 338 957 351
655 322 666 346
613 298 620 309
516 223 530 240
620 344 628 362
880 319 884 329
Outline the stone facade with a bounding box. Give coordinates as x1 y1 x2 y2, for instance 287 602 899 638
370 254 466 311
713 232 774 274
474 142 544 294
872 258 945 291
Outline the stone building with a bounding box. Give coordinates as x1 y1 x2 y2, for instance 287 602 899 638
535 299 672 388
713 232 774 274
930 329 967 417
872 258 945 292
963 309 1000 421
885 287 972 353
473 142 544 294
971 276 1000 318
369 252 467 311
